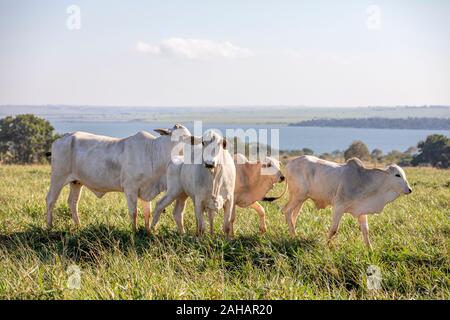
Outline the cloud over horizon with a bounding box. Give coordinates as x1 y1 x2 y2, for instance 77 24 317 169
136 38 254 60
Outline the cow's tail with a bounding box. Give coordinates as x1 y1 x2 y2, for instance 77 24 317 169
263 182 288 202
45 133 72 164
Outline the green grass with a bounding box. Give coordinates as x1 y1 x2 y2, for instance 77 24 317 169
0 165 448 299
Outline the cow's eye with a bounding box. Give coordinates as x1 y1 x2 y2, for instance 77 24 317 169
395 174 401 178
267 163 272 167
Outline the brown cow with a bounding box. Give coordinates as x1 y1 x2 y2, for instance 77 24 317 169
231 153 285 235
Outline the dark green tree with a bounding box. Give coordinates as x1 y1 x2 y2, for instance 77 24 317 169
371 148 383 166
0 114 58 164
344 140 370 161
301 148 314 156
411 134 450 168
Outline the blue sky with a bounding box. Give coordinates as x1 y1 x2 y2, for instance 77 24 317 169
0 0 449 106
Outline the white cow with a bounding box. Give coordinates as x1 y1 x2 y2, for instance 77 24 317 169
45 124 191 231
282 156 412 248
231 153 285 235
150 131 236 236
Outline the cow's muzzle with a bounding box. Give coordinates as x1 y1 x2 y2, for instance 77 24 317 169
204 161 216 169
407 188 412 194
280 175 285 182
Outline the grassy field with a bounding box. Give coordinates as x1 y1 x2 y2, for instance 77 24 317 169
0 165 448 299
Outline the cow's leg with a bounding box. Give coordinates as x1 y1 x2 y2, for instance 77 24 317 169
228 204 237 237
282 197 303 237
68 181 83 226
46 175 66 229
124 189 139 232
223 198 233 238
207 209 215 235
172 195 187 235
291 201 305 232
250 202 267 234
141 200 152 232
194 199 205 236
151 193 177 232
327 206 344 244
358 214 372 249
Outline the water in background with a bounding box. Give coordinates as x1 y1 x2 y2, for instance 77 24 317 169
52 121 450 154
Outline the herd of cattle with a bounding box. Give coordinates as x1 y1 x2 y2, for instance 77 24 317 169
45 124 412 248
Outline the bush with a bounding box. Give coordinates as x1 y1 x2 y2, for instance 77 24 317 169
412 134 450 168
0 114 58 164
344 140 370 161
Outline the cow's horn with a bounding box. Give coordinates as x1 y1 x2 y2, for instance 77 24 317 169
154 128 171 136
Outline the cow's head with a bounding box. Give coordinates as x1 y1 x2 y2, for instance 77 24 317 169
186 130 228 169
385 164 412 195
261 156 284 183
154 123 191 142
202 131 228 169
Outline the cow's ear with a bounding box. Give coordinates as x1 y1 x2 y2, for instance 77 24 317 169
154 128 171 136
386 165 397 173
183 135 202 145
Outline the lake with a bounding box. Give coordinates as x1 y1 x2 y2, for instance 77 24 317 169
52 121 450 154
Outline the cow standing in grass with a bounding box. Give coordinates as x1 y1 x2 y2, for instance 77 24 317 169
150 131 236 236
45 124 191 231
281 156 412 248
231 153 285 235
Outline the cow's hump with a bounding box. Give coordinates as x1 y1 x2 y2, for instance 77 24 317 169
345 157 365 169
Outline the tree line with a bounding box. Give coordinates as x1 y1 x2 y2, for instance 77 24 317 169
0 114 449 168
289 117 450 130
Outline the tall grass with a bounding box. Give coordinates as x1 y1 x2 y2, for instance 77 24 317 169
0 165 448 299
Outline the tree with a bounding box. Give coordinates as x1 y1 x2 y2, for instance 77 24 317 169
404 146 417 155
384 150 406 164
371 148 383 166
319 152 332 160
344 140 370 161
301 148 314 156
0 114 58 164
331 149 344 160
411 134 450 168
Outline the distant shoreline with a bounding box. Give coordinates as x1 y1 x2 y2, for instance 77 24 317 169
289 117 450 130
48 119 450 132
1 105 450 126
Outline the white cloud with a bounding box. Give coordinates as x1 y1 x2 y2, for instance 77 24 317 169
136 38 254 59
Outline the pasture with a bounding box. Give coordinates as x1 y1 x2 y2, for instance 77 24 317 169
0 165 448 299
